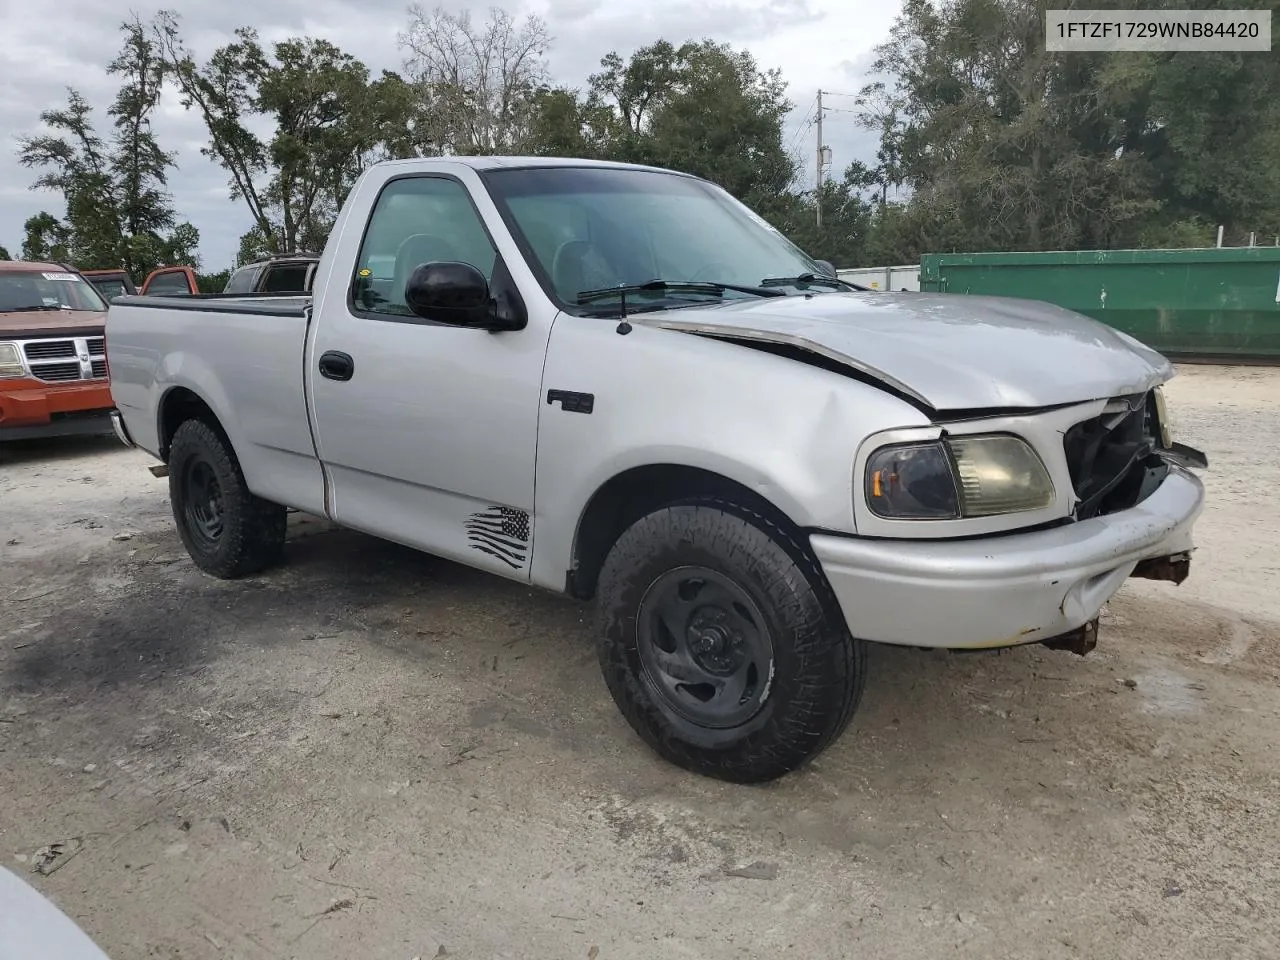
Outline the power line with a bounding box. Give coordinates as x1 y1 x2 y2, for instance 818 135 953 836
785 93 818 155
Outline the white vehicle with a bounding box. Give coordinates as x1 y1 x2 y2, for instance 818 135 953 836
0 867 111 958
106 157 1207 783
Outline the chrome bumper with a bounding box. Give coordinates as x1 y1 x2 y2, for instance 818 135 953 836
109 409 135 448
810 466 1206 650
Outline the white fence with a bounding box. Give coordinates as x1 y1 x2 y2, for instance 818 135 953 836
836 264 921 292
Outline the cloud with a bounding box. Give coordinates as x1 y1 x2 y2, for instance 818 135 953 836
0 0 903 269
838 48 881 81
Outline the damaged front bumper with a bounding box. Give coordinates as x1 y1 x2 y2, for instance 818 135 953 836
809 464 1205 651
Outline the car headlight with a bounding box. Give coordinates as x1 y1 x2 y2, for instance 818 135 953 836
865 433 1054 520
0 342 26 379
1151 385 1172 448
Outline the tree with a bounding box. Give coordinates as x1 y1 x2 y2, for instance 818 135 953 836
518 86 614 158
157 10 422 254
154 15 273 244
260 36 384 250
16 16 200 275
854 0 1280 256
852 82 905 209
398 4 552 154
0 246 10 261
760 165 874 268
21 213 71 262
17 90 124 269
196 269 230 293
108 16 181 261
588 39 797 205
1101 47 1280 242
363 70 440 161
236 224 276 265
852 0 1147 253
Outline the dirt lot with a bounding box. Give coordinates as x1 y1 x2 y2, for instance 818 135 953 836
2 364 1278 960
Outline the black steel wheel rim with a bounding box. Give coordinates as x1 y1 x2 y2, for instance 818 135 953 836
182 458 224 546
635 565 775 730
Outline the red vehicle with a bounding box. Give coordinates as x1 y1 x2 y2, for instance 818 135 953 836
81 265 200 301
0 261 117 441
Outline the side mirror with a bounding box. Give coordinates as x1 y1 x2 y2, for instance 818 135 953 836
405 261 492 326
815 259 837 279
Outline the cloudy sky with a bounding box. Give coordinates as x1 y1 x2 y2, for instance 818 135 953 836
0 0 902 270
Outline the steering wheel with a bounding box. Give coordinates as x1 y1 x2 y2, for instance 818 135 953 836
552 239 619 300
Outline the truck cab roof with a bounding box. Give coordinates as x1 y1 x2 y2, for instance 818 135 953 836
372 155 692 175
0 259 75 274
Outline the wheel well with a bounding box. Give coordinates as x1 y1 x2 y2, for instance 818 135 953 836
158 387 224 461
566 464 806 600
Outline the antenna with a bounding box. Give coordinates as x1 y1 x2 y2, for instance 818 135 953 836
615 283 632 335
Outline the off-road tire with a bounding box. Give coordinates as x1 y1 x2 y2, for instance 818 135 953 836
595 497 865 783
167 419 287 579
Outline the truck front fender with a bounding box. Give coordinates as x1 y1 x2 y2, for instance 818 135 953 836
547 453 821 599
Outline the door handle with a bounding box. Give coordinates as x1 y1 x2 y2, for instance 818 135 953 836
318 350 354 381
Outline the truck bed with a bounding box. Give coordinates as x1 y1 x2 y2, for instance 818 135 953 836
106 292 327 515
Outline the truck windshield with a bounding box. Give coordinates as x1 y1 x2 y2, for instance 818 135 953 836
480 166 825 311
0 270 108 313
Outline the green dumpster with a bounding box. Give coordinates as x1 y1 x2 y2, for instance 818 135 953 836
918 247 1280 360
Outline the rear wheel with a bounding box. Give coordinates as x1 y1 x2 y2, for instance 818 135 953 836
167 419 287 578
595 498 865 783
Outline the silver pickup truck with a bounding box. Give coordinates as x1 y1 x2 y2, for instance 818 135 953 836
106 156 1208 783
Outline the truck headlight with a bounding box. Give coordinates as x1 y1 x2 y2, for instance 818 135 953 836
865 434 1054 520
1152 386 1172 448
0 342 25 379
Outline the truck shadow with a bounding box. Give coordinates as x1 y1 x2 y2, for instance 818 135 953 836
4 520 580 697
8 509 1258 922
5 514 1231 809
0 434 124 466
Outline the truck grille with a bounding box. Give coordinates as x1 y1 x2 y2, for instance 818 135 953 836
22 340 76 360
1063 391 1167 520
31 361 83 382
18 336 108 384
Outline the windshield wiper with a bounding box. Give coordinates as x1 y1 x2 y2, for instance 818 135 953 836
3 305 62 313
575 279 785 306
759 273 871 292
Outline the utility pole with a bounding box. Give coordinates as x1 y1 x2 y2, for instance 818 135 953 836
815 89 824 229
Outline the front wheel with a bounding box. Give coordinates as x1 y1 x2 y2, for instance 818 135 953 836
595 499 865 783
167 419 287 579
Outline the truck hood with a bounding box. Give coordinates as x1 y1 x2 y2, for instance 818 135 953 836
0 308 107 338
639 291 1172 413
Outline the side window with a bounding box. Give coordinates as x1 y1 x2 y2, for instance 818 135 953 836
96 279 128 301
352 176 497 318
224 265 260 293
260 262 309 293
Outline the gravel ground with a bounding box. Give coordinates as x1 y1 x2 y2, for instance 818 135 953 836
1 364 1278 960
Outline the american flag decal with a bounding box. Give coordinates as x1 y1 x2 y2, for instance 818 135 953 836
464 506 531 569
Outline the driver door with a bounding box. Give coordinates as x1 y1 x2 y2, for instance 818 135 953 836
307 172 553 581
